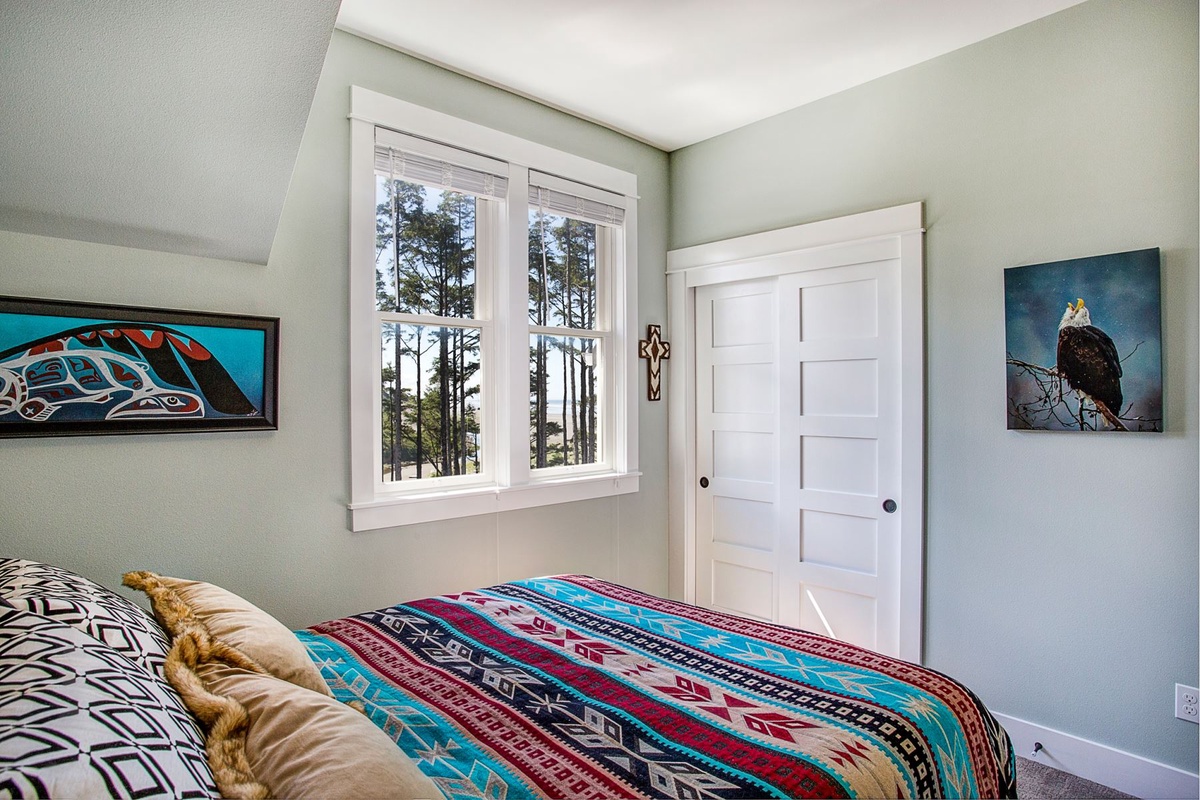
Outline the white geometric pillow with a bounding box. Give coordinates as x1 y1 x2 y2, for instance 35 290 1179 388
0 607 218 799
0 559 170 680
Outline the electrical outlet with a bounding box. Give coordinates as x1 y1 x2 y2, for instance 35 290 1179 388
1175 684 1199 723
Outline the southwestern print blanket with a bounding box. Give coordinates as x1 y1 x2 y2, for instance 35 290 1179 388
297 576 1016 799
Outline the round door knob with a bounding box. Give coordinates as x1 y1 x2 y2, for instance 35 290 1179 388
883 499 897 513
699 477 709 488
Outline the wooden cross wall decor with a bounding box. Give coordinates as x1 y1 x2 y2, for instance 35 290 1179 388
638 324 670 401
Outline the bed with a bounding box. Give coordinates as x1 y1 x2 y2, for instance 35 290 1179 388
298 575 1016 799
0 561 1016 799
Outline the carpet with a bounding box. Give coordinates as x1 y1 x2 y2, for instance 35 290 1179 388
1016 755 1137 799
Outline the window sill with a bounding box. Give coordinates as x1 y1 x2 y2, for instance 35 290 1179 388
348 471 641 531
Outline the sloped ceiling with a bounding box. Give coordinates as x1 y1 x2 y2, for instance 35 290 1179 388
0 2 339 265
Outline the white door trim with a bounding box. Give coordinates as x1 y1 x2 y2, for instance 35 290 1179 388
666 202 926 662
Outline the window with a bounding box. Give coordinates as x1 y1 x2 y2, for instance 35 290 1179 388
348 87 639 530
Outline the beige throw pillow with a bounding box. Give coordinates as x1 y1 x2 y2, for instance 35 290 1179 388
124 571 332 697
199 663 443 800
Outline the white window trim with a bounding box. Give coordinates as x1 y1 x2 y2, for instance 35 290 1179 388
347 86 639 531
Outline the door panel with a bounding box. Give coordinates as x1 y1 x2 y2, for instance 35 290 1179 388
713 430 774 483
799 583 878 651
711 292 774 347
714 363 773 414
799 278 878 340
799 509 878 574
712 497 774 550
712 562 773 622
800 436 878 495
801 359 878 417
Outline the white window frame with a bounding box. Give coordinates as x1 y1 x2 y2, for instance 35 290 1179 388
347 86 639 531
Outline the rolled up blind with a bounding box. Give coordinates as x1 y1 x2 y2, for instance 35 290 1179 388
529 171 625 227
374 130 508 200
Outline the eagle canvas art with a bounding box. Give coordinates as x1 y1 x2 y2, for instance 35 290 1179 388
1004 249 1162 432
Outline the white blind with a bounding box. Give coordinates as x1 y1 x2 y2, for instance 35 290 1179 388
374 144 508 200
528 171 626 227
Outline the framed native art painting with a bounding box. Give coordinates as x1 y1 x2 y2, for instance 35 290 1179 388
1004 248 1162 432
0 296 278 437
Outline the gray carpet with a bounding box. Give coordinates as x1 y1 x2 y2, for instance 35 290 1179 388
1016 756 1137 799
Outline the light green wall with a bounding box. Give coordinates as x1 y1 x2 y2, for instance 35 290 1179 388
0 31 669 626
670 0 1198 772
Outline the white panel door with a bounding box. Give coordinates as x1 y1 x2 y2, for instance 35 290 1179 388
694 279 778 621
694 260 905 656
776 260 902 655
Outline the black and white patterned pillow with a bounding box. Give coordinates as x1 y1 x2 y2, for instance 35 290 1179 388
0 607 218 799
0 559 170 680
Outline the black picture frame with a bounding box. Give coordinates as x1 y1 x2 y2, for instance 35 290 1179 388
0 296 278 437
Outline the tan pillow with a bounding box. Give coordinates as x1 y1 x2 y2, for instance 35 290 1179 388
199 662 443 800
124 571 332 697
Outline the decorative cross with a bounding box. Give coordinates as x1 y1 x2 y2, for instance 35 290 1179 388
638 324 671 401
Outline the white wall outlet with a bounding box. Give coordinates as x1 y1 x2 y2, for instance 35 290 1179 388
1175 684 1199 723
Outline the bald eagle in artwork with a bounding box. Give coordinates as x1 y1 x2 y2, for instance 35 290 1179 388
1057 298 1125 430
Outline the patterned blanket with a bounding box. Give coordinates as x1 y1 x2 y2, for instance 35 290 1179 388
298 576 1015 799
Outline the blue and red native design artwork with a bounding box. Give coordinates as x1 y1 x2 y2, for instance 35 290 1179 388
0 324 258 424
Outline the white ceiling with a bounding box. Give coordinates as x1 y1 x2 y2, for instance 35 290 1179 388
337 0 1086 151
0 2 338 265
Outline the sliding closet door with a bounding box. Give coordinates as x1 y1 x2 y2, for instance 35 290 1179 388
693 279 779 621
776 260 902 656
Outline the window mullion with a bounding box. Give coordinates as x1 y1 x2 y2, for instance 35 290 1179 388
499 165 531 489
474 199 497 490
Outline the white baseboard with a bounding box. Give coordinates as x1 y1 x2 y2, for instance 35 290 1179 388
995 712 1199 799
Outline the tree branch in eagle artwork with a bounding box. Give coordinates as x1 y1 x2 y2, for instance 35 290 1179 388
1003 249 1162 432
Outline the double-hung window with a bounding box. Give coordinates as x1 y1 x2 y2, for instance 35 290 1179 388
348 87 639 530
